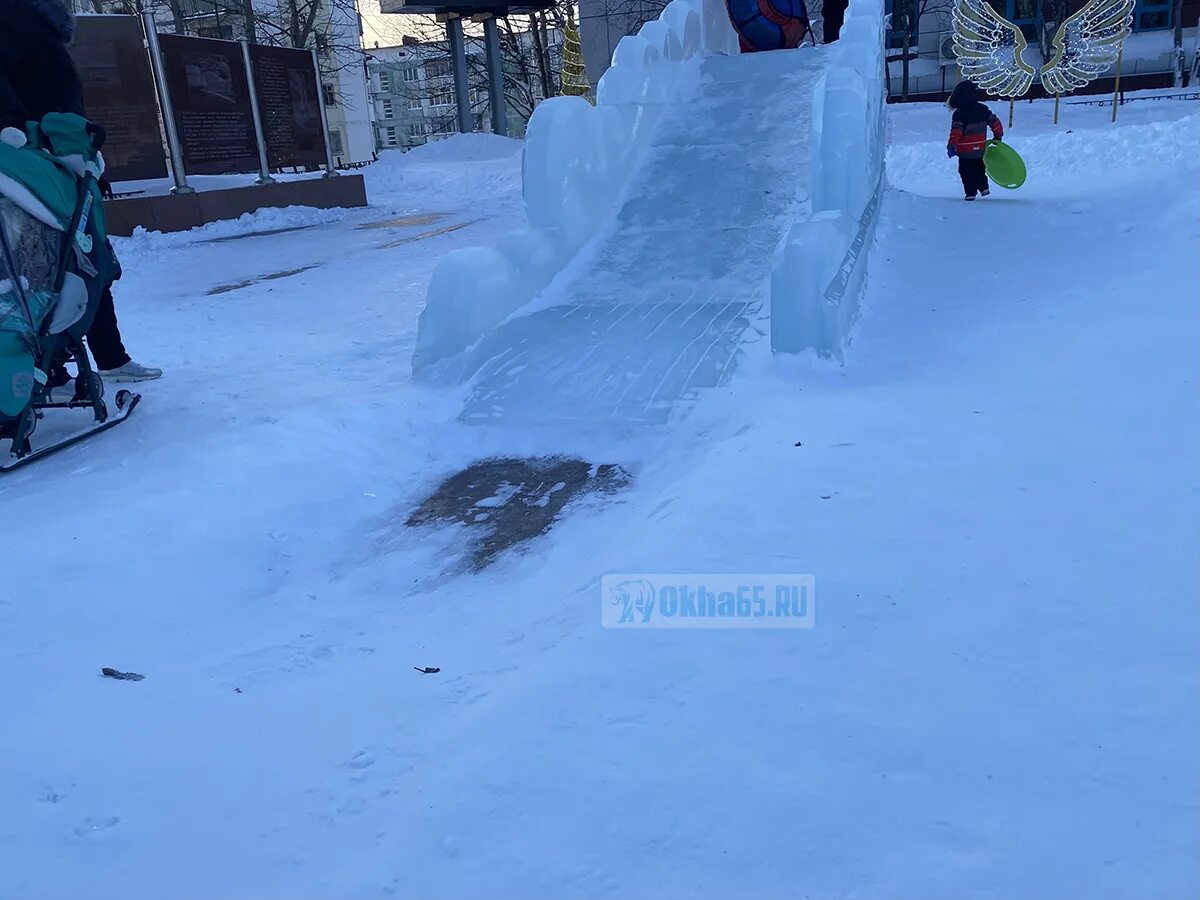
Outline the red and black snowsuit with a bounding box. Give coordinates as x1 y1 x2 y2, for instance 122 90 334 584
946 80 1004 198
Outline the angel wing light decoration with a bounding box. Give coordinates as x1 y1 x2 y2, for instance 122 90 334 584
952 0 1135 100
1040 0 1136 94
952 0 1037 97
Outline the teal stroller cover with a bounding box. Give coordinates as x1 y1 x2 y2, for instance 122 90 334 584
0 112 117 418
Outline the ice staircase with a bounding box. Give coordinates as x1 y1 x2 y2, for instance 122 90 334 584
413 0 886 427
460 49 827 425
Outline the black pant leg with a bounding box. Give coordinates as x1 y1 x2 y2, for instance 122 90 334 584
958 157 975 196
822 0 847 41
86 285 131 371
959 158 987 196
974 158 991 193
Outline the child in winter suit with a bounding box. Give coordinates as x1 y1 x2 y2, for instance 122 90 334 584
946 80 1004 200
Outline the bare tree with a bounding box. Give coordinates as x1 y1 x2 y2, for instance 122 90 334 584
375 11 568 132
83 0 373 72
1171 0 1185 86
887 0 951 100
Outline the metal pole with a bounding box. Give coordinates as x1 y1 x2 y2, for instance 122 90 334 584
239 38 275 185
1008 98 1014 128
446 16 473 135
483 16 508 137
241 0 257 44
1111 47 1123 122
141 11 193 194
310 47 339 176
1053 93 1060 125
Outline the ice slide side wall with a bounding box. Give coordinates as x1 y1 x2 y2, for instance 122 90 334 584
770 0 887 359
411 0 741 379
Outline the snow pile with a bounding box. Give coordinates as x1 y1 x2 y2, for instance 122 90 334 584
411 0 739 379
771 0 886 358
365 141 524 217
117 204 352 253
399 133 523 163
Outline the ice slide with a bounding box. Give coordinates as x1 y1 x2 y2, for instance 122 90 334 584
413 0 886 425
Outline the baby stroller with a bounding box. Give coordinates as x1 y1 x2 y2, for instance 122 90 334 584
0 113 140 473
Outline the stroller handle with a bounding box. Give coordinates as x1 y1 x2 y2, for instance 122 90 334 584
85 122 107 153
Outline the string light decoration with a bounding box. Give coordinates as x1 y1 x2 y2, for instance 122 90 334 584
560 14 593 102
952 0 1134 109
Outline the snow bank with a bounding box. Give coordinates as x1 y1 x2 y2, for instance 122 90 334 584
115 204 352 252
394 133 523 164
770 0 886 358
412 0 739 379
364 144 524 215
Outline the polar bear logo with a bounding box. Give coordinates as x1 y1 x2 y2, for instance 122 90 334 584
609 579 656 625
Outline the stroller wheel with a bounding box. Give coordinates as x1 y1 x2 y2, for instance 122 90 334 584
115 390 132 411
74 370 104 403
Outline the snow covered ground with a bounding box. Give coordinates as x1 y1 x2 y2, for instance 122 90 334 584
1 89 1197 898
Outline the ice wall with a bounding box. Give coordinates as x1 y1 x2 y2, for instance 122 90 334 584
770 0 886 359
412 0 740 379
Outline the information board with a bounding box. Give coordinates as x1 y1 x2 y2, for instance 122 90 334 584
250 45 327 169
159 33 259 176
71 15 168 183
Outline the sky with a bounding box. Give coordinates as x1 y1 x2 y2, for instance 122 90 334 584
356 0 545 50
358 0 422 49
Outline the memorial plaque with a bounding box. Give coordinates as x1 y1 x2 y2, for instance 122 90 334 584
71 15 168 183
159 33 259 175
250 45 327 169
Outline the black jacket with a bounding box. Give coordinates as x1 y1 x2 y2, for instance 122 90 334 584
0 0 85 131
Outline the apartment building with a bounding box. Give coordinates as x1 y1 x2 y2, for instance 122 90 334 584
367 26 563 152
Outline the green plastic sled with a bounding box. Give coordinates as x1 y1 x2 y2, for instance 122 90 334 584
984 139 1026 189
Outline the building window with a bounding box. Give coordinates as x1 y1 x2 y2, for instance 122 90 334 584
330 129 344 155
986 0 1039 40
408 95 422 109
379 70 392 93
1133 0 1171 29
384 126 398 146
322 83 337 106
425 59 453 79
429 90 454 107
403 66 419 82
381 98 394 119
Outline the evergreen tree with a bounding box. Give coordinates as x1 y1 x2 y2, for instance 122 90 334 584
560 11 592 102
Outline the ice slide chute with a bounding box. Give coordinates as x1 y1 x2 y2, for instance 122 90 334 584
413 0 886 424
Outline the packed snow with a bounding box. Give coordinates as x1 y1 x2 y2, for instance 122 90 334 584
1 65 1197 900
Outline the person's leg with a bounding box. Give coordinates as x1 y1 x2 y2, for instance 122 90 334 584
974 159 991 195
87 286 162 381
86 285 131 371
822 0 847 41
958 157 976 197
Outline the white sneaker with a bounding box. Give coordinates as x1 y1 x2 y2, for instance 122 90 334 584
99 360 162 382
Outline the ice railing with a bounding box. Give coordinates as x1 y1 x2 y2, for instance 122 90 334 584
770 0 886 359
411 0 740 379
